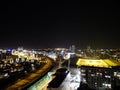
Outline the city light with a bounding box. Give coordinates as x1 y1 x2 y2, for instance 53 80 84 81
76 58 120 68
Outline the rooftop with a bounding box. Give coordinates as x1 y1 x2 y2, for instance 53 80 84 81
47 68 68 88
76 58 120 68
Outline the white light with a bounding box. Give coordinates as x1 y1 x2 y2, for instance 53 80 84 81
4 73 8 77
105 75 111 78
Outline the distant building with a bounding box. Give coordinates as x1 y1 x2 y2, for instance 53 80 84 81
69 45 75 53
17 46 23 51
76 58 120 90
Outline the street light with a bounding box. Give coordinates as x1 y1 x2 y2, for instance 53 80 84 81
68 58 70 71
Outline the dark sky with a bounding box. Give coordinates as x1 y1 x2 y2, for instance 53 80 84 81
0 1 120 49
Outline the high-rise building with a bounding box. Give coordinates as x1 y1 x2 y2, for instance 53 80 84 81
76 58 120 90
69 45 75 53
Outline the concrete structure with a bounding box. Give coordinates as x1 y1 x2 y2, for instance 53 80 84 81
47 68 69 90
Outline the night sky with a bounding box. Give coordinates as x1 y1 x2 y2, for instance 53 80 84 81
0 1 120 49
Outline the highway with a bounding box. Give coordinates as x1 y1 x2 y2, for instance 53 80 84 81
28 72 55 90
4 58 53 90
29 67 81 90
2 55 81 90
27 58 60 90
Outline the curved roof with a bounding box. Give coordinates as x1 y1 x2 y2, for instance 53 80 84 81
76 58 120 68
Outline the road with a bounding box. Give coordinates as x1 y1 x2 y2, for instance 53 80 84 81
28 72 55 90
4 58 53 90
29 60 81 90
27 58 60 90
39 66 81 90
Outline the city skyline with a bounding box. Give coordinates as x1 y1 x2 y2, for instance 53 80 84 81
0 1 120 49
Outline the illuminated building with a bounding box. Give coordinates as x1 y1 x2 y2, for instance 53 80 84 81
76 59 120 90
17 47 23 51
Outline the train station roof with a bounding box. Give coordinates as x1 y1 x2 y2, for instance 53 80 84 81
76 58 120 68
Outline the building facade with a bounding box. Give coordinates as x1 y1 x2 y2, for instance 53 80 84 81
76 59 120 90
